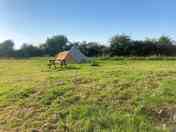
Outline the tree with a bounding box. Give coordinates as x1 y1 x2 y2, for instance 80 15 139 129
110 34 132 56
44 35 68 56
66 41 79 51
0 40 15 57
78 41 88 56
158 36 172 45
78 41 108 57
144 38 157 43
15 43 44 58
86 42 101 57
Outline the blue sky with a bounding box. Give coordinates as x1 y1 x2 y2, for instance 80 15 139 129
0 0 176 48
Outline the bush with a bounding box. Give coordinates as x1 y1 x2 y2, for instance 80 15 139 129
90 60 100 67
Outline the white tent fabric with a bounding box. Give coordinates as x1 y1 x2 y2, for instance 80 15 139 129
69 46 87 63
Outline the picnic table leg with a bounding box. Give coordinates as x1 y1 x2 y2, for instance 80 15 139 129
48 64 51 69
53 60 57 69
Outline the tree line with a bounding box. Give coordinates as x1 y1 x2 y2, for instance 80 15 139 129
0 34 176 58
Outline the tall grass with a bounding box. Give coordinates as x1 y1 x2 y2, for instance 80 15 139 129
0 58 175 131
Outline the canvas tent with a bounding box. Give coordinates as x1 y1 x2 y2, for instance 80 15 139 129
55 46 87 63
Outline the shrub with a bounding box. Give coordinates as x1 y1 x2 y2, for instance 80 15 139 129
90 60 100 67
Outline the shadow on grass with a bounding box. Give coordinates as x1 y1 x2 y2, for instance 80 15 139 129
43 65 80 72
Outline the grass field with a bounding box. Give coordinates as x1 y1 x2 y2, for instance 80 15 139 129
0 58 176 131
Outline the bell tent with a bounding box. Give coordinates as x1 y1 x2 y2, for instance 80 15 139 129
55 47 87 63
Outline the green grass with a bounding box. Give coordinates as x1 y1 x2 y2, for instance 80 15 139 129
1 58 176 131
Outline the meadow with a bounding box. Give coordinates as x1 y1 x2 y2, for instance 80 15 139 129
0 58 176 131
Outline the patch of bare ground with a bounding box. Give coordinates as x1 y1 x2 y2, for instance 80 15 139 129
0 104 44 131
144 105 176 127
71 76 95 86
